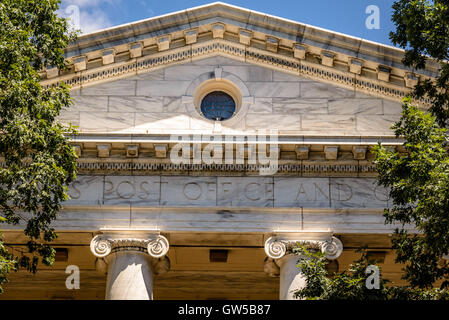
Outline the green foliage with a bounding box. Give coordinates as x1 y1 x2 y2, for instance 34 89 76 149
367 0 449 291
0 0 78 292
390 0 449 126
294 247 390 300
294 247 449 300
373 98 449 288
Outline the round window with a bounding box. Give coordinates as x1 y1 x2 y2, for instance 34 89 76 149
200 91 236 121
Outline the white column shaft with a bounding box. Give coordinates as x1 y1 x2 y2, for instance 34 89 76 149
105 251 154 300
279 254 306 300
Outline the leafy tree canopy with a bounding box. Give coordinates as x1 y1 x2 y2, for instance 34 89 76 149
374 99 449 288
298 0 449 295
0 0 77 293
372 0 449 289
390 0 449 126
294 247 449 300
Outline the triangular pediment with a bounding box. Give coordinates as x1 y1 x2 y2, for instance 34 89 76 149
48 2 438 137
59 54 404 137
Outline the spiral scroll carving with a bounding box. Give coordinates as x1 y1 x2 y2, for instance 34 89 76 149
147 235 170 258
264 237 287 260
321 237 343 260
90 235 112 258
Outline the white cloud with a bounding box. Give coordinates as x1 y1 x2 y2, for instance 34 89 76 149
59 0 122 34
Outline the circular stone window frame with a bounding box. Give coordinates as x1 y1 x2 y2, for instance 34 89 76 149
182 68 254 127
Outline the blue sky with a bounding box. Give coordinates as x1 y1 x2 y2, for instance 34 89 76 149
59 0 397 46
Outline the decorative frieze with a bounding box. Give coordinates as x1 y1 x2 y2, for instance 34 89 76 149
73 161 378 175
43 36 431 105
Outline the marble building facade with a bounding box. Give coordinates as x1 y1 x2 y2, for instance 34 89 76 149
0 2 438 300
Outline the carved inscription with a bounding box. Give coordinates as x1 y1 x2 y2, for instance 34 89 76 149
66 176 389 208
217 177 273 207
274 178 330 207
103 176 161 205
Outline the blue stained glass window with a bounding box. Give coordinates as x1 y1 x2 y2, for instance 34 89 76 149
200 91 236 121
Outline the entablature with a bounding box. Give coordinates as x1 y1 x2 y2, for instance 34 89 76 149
65 134 404 176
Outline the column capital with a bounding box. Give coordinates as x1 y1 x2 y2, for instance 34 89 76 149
90 229 170 274
264 234 343 261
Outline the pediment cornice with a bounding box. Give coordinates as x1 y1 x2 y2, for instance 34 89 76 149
40 3 437 106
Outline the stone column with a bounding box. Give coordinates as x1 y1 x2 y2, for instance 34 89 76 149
264 235 343 300
90 232 170 300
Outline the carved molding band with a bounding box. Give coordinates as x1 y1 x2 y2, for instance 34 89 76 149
43 38 431 106
90 234 170 258
264 236 343 260
74 162 377 175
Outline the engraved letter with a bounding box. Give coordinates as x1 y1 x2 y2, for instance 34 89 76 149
183 182 202 200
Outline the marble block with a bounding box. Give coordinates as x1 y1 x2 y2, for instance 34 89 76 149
108 96 164 113
301 82 355 99
103 176 161 206
136 80 191 96
81 80 136 96
217 177 274 207
330 178 390 208
245 114 301 130
160 177 217 206
302 115 355 131
246 82 300 98
72 96 108 112
328 98 382 115
248 98 273 113
274 178 331 208
66 176 104 205
80 112 134 132
273 98 328 114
